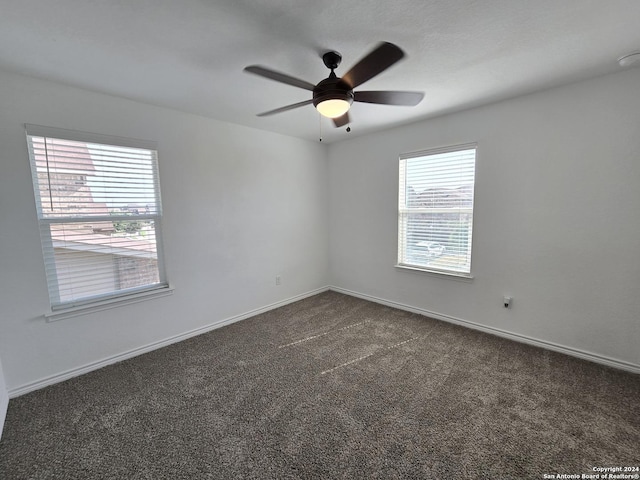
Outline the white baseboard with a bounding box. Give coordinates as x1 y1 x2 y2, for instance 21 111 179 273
9 286 330 398
0 356 8 440
10 284 637 398
329 286 640 375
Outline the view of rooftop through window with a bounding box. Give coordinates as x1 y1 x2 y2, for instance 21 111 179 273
27 128 166 308
398 146 476 275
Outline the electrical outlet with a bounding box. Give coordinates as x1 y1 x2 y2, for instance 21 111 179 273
503 296 512 308
275 275 281 286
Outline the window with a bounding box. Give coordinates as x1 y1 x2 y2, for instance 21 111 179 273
397 144 476 276
26 124 168 311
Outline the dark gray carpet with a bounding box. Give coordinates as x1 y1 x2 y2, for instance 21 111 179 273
1 291 638 479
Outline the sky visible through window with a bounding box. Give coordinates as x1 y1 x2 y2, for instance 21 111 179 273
86 143 158 213
405 148 475 193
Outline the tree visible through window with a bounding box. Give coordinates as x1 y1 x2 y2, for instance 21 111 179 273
26 125 168 310
398 144 476 276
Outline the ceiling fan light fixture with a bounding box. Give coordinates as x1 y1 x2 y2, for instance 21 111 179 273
316 98 351 118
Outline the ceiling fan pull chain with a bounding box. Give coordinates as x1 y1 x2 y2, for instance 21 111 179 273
319 113 323 142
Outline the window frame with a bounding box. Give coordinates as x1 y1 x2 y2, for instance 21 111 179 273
25 124 171 318
396 143 477 279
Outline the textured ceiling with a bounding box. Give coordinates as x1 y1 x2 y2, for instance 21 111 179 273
1 0 639 143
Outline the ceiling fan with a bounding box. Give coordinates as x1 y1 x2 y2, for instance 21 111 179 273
244 42 424 128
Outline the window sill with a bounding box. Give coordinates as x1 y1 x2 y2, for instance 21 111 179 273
395 264 474 282
44 285 174 322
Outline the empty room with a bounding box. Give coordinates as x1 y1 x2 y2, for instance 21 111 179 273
0 1 639 478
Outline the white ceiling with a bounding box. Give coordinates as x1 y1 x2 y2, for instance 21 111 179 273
1 0 639 143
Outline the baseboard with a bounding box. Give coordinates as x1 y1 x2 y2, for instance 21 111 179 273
0 356 8 440
9 286 331 398
10 284 636 398
329 286 640 375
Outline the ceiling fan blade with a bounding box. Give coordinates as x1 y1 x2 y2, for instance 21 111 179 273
256 99 314 117
333 112 350 128
354 90 424 106
244 66 315 91
341 42 405 89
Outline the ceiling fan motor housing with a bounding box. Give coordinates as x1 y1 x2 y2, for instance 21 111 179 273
312 74 354 108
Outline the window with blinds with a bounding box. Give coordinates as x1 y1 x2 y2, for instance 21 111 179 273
26 125 168 310
398 144 476 276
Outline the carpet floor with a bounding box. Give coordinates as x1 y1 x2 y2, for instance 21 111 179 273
0 291 638 479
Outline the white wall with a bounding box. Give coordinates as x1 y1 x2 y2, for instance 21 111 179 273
0 70 329 394
328 68 640 370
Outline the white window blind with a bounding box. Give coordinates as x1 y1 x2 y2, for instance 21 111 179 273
398 144 476 276
26 125 168 310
